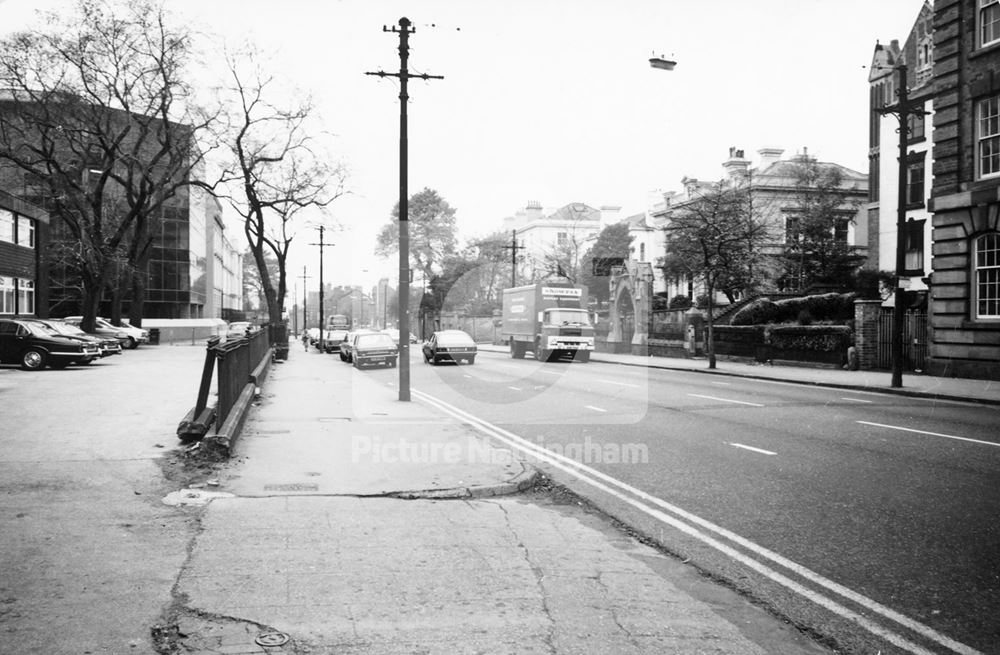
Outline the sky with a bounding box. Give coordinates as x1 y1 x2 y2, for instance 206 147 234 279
1 0 928 298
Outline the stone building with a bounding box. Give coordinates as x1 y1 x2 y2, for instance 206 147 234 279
925 0 1000 379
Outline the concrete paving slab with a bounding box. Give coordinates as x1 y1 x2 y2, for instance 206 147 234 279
176 495 770 654
223 353 528 497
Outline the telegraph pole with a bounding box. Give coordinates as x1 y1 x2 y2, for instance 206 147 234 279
309 226 332 352
501 229 526 287
298 266 311 340
367 17 443 402
879 63 929 388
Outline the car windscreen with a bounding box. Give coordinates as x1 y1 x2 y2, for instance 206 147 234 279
47 322 84 336
24 322 60 337
356 334 396 348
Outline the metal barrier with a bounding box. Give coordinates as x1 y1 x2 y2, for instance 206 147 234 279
877 310 928 371
176 328 272 441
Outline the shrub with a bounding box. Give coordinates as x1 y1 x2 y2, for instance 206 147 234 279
731 298 778 325
769 325 852 352
668 295 692 310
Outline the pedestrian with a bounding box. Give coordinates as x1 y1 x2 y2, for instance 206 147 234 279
302 331 309 351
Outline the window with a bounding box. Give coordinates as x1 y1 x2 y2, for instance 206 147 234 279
785 215 801 244
0 276 14 314
979 96 1000 178
976 233 1000 318
903 219 926 275
834 218 850 245
639 242 646 261
17 279 34 315
907 105 926 143
556 232 568 246
16 216 34 248
906 156 926 206
0 210 13 243
981 0 1000 48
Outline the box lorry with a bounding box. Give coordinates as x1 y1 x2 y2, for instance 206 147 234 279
502 283 594 362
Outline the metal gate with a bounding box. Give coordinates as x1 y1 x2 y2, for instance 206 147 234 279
877 310 928 371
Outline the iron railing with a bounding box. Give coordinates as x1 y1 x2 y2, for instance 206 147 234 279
877 310 928 371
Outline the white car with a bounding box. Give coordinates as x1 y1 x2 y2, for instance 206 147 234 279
65 316 149 349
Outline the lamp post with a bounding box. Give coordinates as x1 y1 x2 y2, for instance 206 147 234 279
879 63 929 388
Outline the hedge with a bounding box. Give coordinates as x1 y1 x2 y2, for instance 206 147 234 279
768 325 852 353
730 292 857 326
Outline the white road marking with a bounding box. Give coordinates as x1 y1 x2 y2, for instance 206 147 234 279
857 421 1000 448
711 381 732 386
413 388 981 655
585 405 607 413
507 386 522 391
730 443 777 456
463 374 472 379
841 397 873 403
535 369 561 376
597 379 641 388
687 393 764 407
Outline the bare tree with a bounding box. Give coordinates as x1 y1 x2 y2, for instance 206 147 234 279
0 0 216 330
661 182 771 368
217 45 346 327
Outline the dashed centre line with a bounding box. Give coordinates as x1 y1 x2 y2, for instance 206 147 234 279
688 393 764 407
857 421 1000 448
711 381 732 386
508 386 522 391
730 443 777 456
585 405 608 413
597 379 641 388
841 397 873 403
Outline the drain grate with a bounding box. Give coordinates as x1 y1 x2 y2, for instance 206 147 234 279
256 631 290 647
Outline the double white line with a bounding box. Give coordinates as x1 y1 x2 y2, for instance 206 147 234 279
413 387 982 655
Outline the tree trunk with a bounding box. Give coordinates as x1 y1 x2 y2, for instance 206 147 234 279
706 279 716 370
129 272 147 328
79 272 105 333
108 283 123 326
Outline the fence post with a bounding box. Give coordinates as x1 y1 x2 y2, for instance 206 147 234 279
853 300 881 370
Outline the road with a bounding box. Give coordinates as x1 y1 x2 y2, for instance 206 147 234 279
384 347 1000 655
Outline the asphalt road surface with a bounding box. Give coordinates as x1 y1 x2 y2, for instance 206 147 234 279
387 348 1000 655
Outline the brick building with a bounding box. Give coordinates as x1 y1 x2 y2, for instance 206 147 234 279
0 190 48 317
925 0 1000 379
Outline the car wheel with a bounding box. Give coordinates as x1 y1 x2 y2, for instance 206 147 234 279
21 348 46 371
126 336 138 349
389 358 397 368
468 357 476 365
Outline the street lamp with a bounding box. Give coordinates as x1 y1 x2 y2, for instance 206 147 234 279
649 56 676 71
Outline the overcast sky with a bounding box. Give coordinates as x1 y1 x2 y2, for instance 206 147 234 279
3 0 927 296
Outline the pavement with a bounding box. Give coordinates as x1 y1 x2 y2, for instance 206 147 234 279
476 344 1000 406
165 347 829 655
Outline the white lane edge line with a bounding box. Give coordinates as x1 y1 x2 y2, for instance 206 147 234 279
730 443 777 456
584 405 607 413
688 393 765 407
842 397 873 403
597 379 641 388
711 381 732 386
412 388 981 655
857 421 1000 448
507 386 522 391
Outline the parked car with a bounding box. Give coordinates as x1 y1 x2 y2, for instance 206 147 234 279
29 318 122 358
324 328 348 353
61 317 131 349
423 330 477 365
339 329 379 362
351 331 399 369
306 327 321 347
0 318 102 370
64 316 148 349
227 321 254 339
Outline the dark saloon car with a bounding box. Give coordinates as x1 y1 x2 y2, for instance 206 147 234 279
30 318 122 358
422 330 477 365
0 318 102 370
351 332 399 369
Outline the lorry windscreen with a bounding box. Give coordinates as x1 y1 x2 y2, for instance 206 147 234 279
546 309 590 326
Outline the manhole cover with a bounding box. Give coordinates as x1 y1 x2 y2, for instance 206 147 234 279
256 631 290 647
